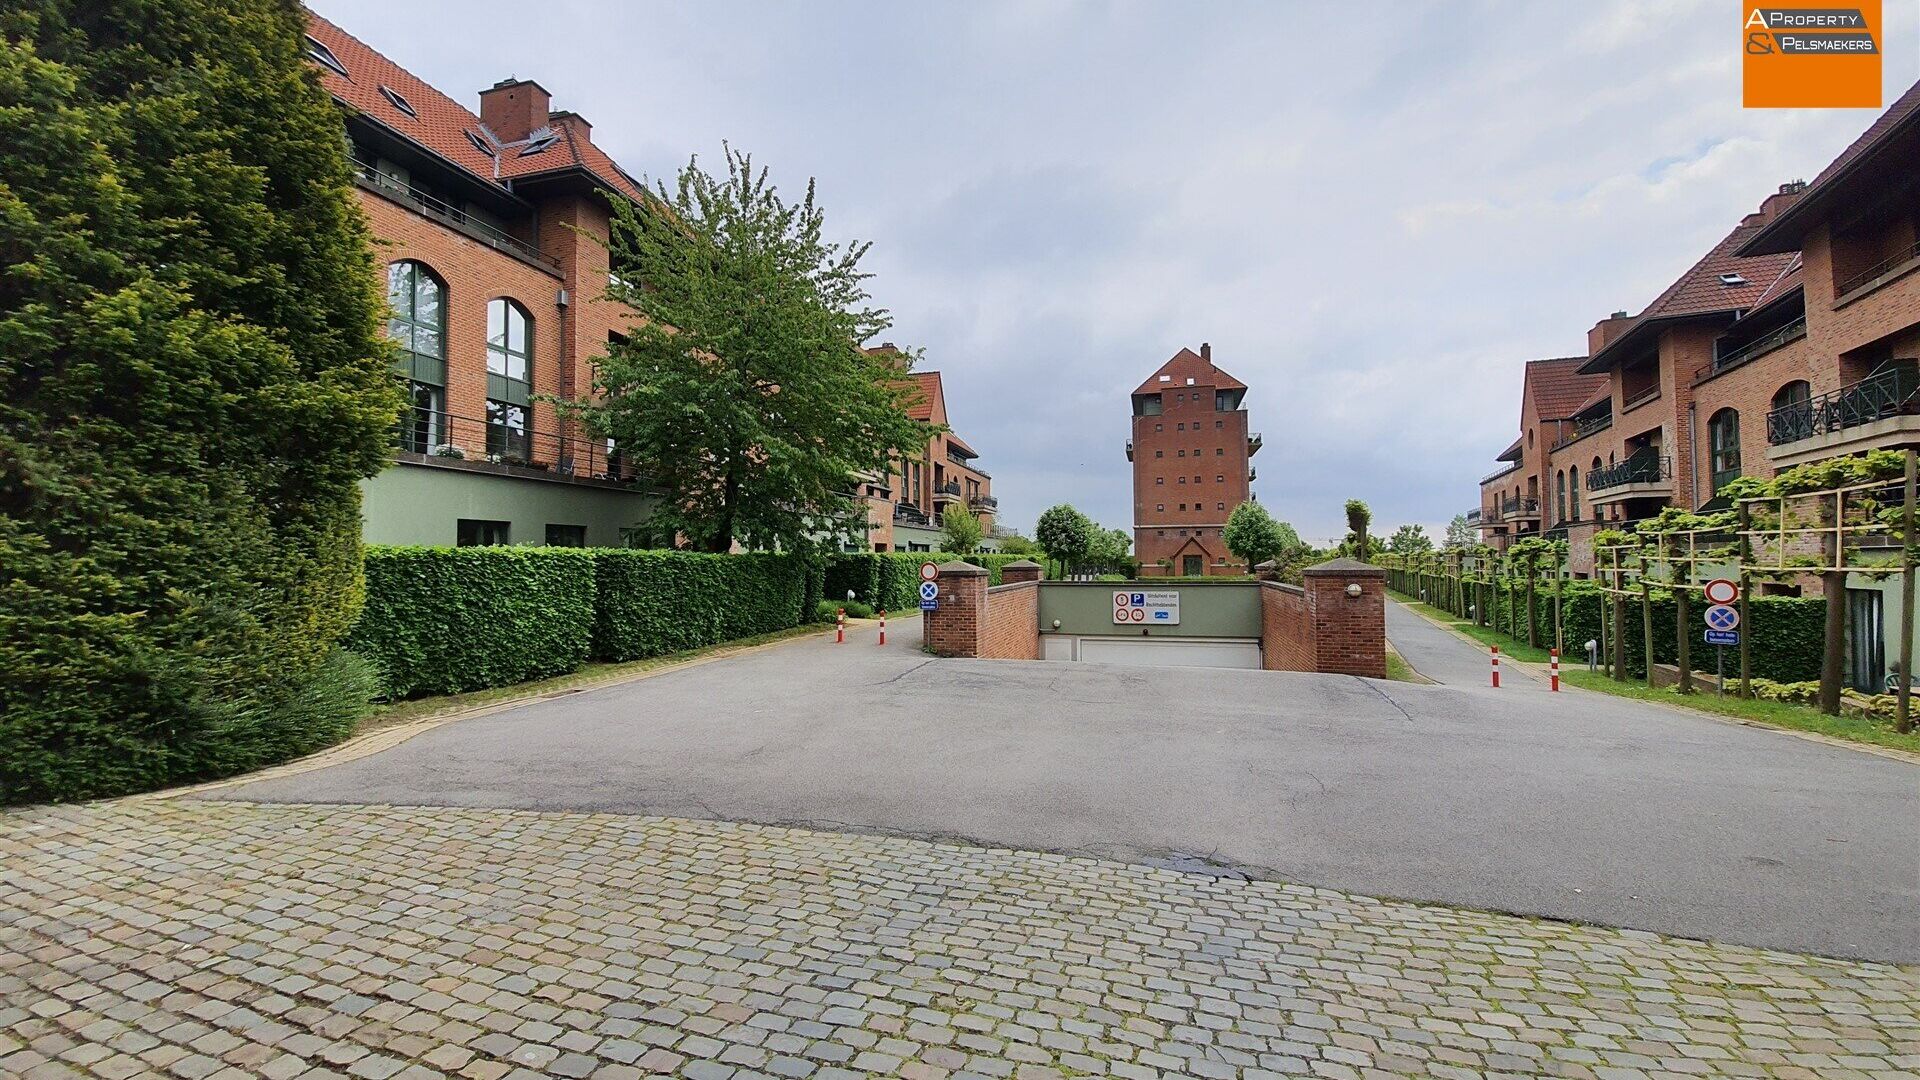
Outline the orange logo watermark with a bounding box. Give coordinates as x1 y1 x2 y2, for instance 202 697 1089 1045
1743 2 1882 108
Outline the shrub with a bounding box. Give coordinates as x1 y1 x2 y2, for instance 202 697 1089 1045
352 547 597 698
593 550 810 662
815 599 874 622
0 1 396 804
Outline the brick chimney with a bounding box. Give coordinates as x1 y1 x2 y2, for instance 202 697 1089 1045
1758 179 1807 223
1200 342 1212 362
479 78 551 142
550 110 591 141
1588 311 1634 356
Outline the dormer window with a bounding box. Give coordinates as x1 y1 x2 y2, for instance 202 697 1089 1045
1718 272 1748 286
304 36 348 78
465 129 496 157
520 129 560 155
379 85 417 118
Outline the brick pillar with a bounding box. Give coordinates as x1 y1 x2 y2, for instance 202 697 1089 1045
1303 558 1387 678
924 562 988 657
1000 559 1044 584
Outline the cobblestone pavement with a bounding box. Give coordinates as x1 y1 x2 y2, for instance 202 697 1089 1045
4 800 1917 1080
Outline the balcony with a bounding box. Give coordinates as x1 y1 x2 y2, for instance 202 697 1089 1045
1621 383 1660 411
894 504 932 528
1550 413 1612 450
351 153 560 272
1586 452 1672 505
1500 494 1540 521
1836 239 1920 301
393 408 640 486
1694 316 1807 384
974 494 998 511
1766 362 1920 467
1480 460 1522 485
1465 509 1482 525
931 480 964 503
1247 432 1263 457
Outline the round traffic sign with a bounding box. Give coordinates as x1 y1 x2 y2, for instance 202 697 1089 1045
1703 578 1738 605
920 561 939 582
919 581 939 601
1130 607 1146 622
1704 604 1740 631
1113 591 1130 607
1113 607 1129 623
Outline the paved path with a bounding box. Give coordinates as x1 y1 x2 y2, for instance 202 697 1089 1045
222 622 1920 962
1387 601 1553 691
5 799 1917 1080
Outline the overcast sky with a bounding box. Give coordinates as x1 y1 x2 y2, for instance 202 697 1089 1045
314 0 1915 545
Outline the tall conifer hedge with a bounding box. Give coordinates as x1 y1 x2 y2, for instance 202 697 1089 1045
0 1 397 803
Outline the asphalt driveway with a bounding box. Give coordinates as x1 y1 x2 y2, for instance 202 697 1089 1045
225 613 1920 962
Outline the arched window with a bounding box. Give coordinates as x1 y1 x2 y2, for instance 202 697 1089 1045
1709 408 1741 494
1773 380 1811 413
1556 470 1567 523
387 261 445 453
1569 466 1581 520
486 299 533 461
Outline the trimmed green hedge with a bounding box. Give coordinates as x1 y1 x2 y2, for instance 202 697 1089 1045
352 547 598 698
351 547 819 699
594 551 811 662
1470 580 1824 683
824 552 1031 612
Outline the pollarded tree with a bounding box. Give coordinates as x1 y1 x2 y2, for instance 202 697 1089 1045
578 146 928 552
940 500 983 553
1344 499 1373 560
1036 504 1094 578
0 1 398 803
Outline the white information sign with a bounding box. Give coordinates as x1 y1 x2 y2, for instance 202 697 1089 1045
1112 590 1181 625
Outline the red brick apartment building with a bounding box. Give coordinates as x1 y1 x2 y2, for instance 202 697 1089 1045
1473 80 1920 685
853 358 997 553
305 12 990 552
1127 345 1262 576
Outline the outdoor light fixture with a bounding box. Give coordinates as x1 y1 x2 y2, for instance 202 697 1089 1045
1345 583 1363 597
1051 619 1061 629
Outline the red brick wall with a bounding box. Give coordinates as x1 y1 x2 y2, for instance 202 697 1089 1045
1261 583 1313 671
1309 570 1387 678
1807 223 1920 361
982 582 1039 660
1132 361 1252 573
923 565 987 657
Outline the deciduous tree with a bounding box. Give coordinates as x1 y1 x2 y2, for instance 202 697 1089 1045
1036 504 1094 577
940 500 983 553
578 147 926 552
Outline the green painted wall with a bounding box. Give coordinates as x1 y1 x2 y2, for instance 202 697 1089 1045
1037 581 1263 639
361 462 655 547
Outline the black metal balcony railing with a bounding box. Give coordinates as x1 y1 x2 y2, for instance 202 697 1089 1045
1697 316 1807 383
1499 494 1540 517
1465 509 1482 524
1767 362 1920 446
974 494 998 511
1586 452 1671 492
894 504 932 527
395 407 639 483
1622 382 1660 410
1480 460 1522 485
351 153 560 271
1836 239 1920 299
1550 413 1612 450
932 480 963 499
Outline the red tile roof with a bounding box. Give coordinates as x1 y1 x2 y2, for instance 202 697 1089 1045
1573 383 1611 416
304 11 646 203
899 371 943 423
1743 79 1920 255
1524 356 1608 421
1131 347 1248 396
1580 213 1798 373
1747 254 1804 313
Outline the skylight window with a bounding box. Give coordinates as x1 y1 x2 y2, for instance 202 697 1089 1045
465 129 495 157
304 36 348 78
1719 272 1748 286
519 130 560 156
379 85 417 118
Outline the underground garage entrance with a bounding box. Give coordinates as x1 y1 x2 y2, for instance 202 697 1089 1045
922 558 1387 677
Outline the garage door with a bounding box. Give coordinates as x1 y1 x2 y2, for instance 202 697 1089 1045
1074 637 1261 670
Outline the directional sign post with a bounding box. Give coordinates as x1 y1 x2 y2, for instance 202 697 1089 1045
1704 602 1740 694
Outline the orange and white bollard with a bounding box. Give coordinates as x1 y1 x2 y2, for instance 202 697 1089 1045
1549 648 1560 692
836 607 845 644
1491 645 1501 688
877 610 887 646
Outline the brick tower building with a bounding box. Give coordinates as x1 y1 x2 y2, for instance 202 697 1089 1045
1127 344 1262 576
